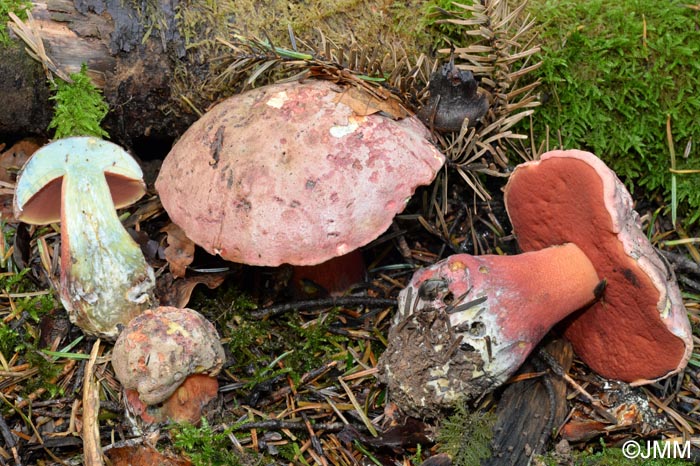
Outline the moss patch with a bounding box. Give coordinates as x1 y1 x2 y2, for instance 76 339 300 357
526 0 700 223
167 0 437 112
0 0 30 46
49 64 109 139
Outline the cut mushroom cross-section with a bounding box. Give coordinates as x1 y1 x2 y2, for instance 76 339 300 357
13 137 155 339
505 149 693 384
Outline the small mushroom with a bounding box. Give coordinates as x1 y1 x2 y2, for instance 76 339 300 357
112 306 225 425
155 79 444 288
13 137 155 339
379 149 692 416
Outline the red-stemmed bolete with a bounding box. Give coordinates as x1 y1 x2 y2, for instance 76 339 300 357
505 150 692 382
13 137 155 339
155 80 444 290
379 149 692 416
112 306 225 425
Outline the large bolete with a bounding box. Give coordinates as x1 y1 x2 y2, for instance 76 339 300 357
380 150 693 416
155 80 444 286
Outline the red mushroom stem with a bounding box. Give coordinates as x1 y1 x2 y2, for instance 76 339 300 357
379 242 600 416
291 249 366 297
424 243 600 344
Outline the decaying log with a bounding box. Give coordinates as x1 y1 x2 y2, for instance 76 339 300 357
484 339 573 466
1 0 194 148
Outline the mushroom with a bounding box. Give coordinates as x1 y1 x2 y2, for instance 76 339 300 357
13 137 155 339
379 149 692 416
155 79 444 289
505 149 693 383
379 243 601 416
112 306 225 425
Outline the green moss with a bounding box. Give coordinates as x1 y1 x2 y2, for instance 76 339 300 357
436 403 495 466
170 419 257 466
527 0 700 222
0 264 62 398
166 0 437 111
0 324 19 357
1 268 56 323
225 309 346 386
420 0 474 47
539 438 691 465
48 63 109 139
0 0 30 46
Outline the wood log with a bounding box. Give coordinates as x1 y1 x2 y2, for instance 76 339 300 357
1 0 194 150
484 339 574 466
1 1 435 152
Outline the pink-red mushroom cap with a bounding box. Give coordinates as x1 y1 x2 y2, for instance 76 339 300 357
504 149 693 384
155 79 445 267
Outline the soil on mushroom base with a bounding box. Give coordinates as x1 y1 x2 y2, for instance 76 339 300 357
380 304 488 418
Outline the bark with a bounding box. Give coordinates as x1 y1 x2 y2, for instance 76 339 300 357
1 0 194 149
484 339 573 466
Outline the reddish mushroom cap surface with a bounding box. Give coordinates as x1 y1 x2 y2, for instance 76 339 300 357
504 149 693 384
112 306 225 405
155 79 445 266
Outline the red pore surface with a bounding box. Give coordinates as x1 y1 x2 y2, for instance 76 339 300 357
505 150 692 383
155 80 445 266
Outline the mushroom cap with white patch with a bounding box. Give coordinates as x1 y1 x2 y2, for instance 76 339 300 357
155 80 445 266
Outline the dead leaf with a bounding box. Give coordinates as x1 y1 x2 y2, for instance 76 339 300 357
0 139 40 183
161 223 195 278
105 444 192 466
334 85 412 120
0 139 41 220
157 272 227 308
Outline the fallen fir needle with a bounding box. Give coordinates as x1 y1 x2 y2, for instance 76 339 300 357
251 296 397 319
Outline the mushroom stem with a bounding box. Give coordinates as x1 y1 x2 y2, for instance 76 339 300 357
379 242 600 416
60 171 154 338
291 249 366 298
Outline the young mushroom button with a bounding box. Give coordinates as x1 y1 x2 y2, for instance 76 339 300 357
13 137 155 340
111 307 225 425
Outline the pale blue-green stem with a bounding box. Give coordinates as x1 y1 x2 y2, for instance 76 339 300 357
14 137 155 339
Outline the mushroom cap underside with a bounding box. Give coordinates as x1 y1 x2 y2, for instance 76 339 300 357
14 137 146 224
504 149 693 383
155 79 446 266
